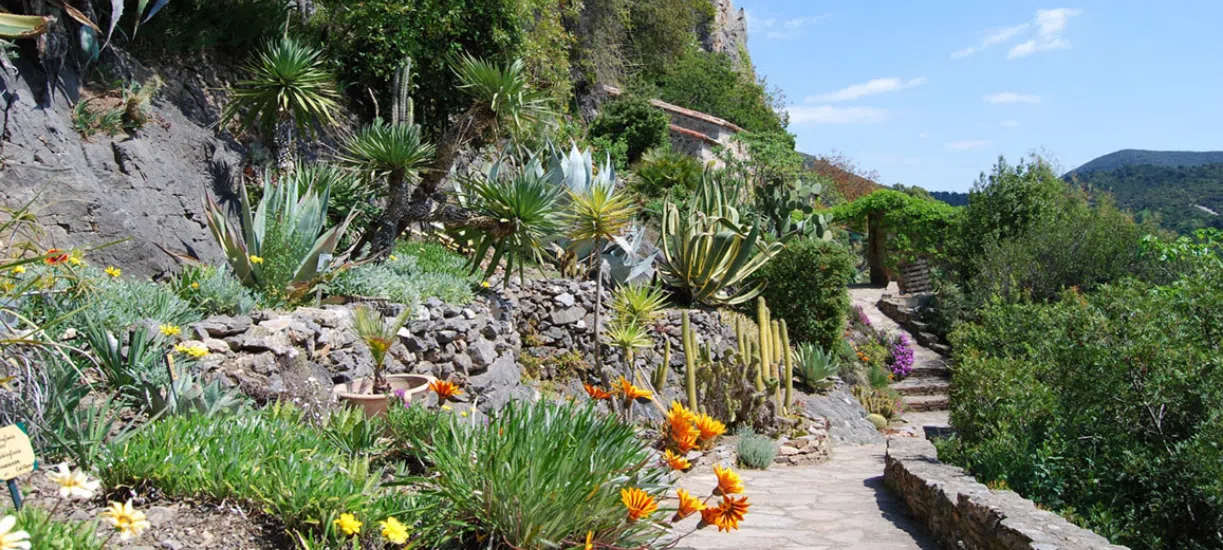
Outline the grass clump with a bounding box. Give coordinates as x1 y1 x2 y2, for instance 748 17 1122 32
12 507 104 550
403 400 668 549
96 403 411 543
171 264 258 317
329 241 478 307
735 427 777 470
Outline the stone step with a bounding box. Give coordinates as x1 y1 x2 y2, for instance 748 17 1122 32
902 394 950 412
891 379 950 397
929 342 952 355
908 364 952 379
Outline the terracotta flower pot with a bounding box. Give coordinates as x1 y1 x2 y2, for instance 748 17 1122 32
333 374 434 418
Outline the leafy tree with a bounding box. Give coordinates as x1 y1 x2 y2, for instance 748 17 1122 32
641 47 785 134
588 96 670 165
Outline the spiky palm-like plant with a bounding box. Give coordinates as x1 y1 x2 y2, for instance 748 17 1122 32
352 305 412 394
337 121 435 255
462 165 565 286
563 161 636 376
220 36 340 170
610 282 668 327
604 320 652 367
363 57 553 254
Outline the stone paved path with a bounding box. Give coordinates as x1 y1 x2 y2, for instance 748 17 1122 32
678 285 950 549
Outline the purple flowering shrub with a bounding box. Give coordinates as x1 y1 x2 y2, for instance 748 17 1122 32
888 333 914 378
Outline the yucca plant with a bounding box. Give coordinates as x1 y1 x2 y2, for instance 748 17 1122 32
604 319 652 366
338 121 435 255
203 173 355 300
563 155 636 373
611 282 668 326
657 175 781 306
461 164 565 286
352 306 412 393
793 342 838 390
220 36 340 170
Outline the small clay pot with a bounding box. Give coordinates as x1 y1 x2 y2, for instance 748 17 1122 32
333 374 434 418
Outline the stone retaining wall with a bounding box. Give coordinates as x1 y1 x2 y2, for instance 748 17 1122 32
884 438 1128 550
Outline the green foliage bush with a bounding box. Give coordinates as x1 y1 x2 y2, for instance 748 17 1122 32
403 400 669 548
128 0 288 54
632 148 703 200
589 96 670 165
751 238 855 349
940 236 1223 549
735 427 777 469
98 404 411 543
314 0 526 133
74 268 201 331
327 242 477 307
643 48 785 134
830 188 959 273
171 264 258 317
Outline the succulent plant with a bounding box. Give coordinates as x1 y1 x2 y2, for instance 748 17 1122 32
866 413 888 430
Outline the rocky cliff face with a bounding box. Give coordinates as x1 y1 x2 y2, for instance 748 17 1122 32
0 54 243 278
704 0 749 68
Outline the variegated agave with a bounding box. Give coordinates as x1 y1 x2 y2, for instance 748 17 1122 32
657 174 781 306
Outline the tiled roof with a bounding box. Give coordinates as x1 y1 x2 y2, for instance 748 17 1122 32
602 85 746 134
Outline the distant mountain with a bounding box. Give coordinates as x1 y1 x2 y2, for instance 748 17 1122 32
1067 149 1223 176
1067 162 1223 234
930 191 969 207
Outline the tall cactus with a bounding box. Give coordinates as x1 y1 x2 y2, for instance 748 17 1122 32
756 298 770 391
781 319 793 413
771 319 783 405
390 56 414 127
653 339 671 391
683 311 698 411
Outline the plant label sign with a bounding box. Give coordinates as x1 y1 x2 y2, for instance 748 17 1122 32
0 424 35 480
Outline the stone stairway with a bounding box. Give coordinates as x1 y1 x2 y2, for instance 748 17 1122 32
850 286 952 414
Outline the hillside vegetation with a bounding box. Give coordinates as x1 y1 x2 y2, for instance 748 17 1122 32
1066 163 1223 234
1067 149 1223 175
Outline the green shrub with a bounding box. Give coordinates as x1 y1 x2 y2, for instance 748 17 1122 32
314 0 527 131
65 268 201 331
589 96 670 165
589 134 630 173
171 264 258 317
403 400 669 549
98 404 411 544
632 148 703 200
942 246 1223 550
127 0 288 54
13 507 104 550
329 242 477 307
735 427 777 469
643 47 785 134
751 238 855 349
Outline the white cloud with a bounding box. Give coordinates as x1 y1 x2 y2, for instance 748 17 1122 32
1000 120 1021 127
947 140 991 150
805 77 926 102
952 9 1081 60
751 11 829 40
787 105 887 125
984 92 1041 104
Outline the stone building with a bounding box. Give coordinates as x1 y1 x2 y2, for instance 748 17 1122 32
602 85 748 168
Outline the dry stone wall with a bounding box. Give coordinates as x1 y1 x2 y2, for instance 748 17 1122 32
884 438 1129 550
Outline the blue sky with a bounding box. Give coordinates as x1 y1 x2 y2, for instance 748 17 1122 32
738 1 1223 192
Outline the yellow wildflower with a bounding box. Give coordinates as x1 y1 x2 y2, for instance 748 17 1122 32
158 324 182 337
249 255 264 265
101 500 151 541
190 281 200 289
481 280 490 288
173 343 209 359
104 266 121 278
380 517 409 545
47 463 100 500
334 513 362 536
10 265 24 275
389 255 398 261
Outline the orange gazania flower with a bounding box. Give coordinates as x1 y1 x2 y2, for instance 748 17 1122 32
620 487 658 522
713 464 744 496
674 431 699 454
699 495 750 532
428 379 463 402
616 376 653 403
673 488 706 521
694 413 726 443
663 449 691 471
44 248 68 265
583 383 612 400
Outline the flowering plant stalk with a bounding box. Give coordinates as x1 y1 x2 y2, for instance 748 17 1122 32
888 333 914 378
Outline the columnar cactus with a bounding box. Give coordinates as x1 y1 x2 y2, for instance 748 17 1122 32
781 319 793 413
682 311 698 411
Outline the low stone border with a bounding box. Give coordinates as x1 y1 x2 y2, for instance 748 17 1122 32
884 438 1128 550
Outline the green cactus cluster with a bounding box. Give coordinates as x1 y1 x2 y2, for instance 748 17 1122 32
732 298 795 414
852 385 898 420
866 413 888 430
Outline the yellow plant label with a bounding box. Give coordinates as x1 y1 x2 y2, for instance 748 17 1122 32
0 424 35 479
